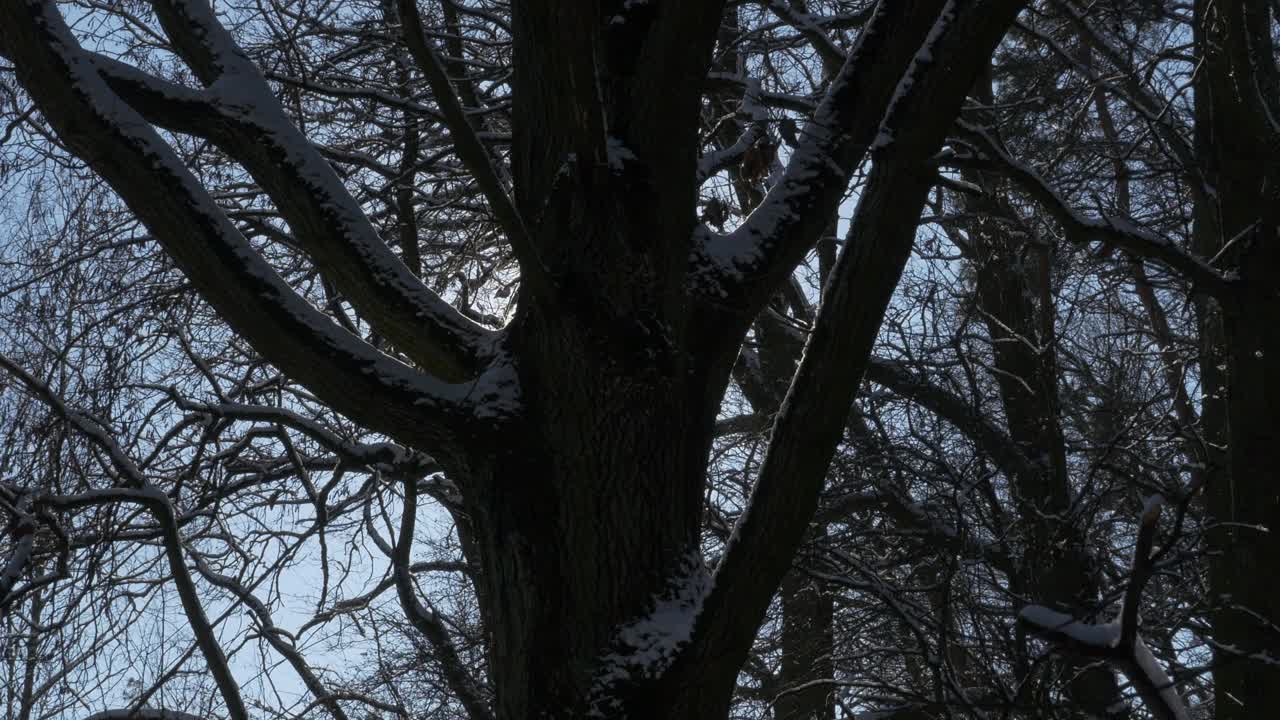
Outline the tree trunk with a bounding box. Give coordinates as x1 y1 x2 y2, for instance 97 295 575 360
961 158 1125 715
1195 1 1280 716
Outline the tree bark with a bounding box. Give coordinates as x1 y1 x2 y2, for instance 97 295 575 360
959 71 1124 710
1195 2 1280 716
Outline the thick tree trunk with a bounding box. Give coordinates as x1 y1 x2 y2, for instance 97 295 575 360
464 346 721 718
1195 1 1280 716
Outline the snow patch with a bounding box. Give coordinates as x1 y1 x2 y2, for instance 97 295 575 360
466 344 523 420
606 136 637 173
1134 636 1190 720
589 551 710 716
1020 605 1121 648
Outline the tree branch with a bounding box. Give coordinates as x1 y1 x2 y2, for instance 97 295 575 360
0 353 250 720
864 357 1038 482
950 120 1235 296
109 1 495 381
0 1 513 460
394 0 543 293
392 476 494 720
671 1 1028 707
1020 496 1191 720
688 0 948 315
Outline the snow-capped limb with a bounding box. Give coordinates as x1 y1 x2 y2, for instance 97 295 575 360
1020 496 1192 720
670 1 1028 705
1019 605 1122 651
688 0 950 312
0 354 250 720
392 475 494 720
950 120 1236 296
1019 496 1167 648
590 551 710 717
1021 605 1190 720
0 1 513 461
696 78 767 184
395 0 546 296
98 2 493 382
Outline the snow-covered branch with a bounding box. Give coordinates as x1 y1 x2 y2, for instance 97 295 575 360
688 0 950 312
101 0 495 381
950 120 1235 296
1020 496 1191 720
0 0 515 458
674 0 1027 701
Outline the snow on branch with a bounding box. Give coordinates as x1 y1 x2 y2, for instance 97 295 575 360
1020 495 1191 720
696 78 768 184
0 0 519 456
111 1 495 381
950 120 1235 296
589 550 710 717
679 0 1029 703
689 1 950 309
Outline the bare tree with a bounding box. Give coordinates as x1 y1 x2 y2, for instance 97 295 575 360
2 0 1276 719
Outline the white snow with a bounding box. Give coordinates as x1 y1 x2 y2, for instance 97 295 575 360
1134 636 1191 720
1020 605 1121 648
589 551 710 715
465 344 523 419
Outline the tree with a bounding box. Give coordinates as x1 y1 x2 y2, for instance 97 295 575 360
1 1 1276 719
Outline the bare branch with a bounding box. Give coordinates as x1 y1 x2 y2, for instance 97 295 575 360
950 120 1235 296
394 0 543 295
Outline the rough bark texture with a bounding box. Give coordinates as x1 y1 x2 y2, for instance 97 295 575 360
1195 1 1280 716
